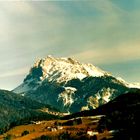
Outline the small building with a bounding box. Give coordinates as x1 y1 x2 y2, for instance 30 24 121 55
87 130 98 136
57 126 63 130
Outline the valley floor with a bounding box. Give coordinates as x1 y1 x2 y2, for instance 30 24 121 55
0 116 115 140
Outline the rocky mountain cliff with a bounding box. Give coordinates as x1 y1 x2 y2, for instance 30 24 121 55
13 56 138 113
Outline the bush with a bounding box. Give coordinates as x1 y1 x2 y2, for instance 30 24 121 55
4 134 12 140
58 131 71 140
21 130 29 136
76 131 85 136
33 135 51 140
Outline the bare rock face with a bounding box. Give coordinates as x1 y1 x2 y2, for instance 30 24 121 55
13 56 136 113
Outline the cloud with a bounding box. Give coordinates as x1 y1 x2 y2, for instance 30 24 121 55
0 1 35 16
0 67 29 78
72 41 140 65
0 1 140 89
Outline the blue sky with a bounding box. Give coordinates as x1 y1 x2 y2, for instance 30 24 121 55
0 0 140 90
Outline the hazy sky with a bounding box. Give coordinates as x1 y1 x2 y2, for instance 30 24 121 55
0 0 140 90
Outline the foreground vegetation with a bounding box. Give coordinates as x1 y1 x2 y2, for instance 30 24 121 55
0 90 58 134
0 89 139 140
0 116 114 140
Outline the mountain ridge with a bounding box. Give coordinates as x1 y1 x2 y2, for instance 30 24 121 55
13 55 109 94
0 89 58 134
13 55 139 113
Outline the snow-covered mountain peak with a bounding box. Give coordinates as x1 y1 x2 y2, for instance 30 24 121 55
33 55 80 67
13 55 139 113
14 55 109 94
28 55 109 83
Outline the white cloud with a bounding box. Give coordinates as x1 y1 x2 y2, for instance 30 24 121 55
0 1 140 89
0 67 29 78
72 41 140 65
0 1 35 16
